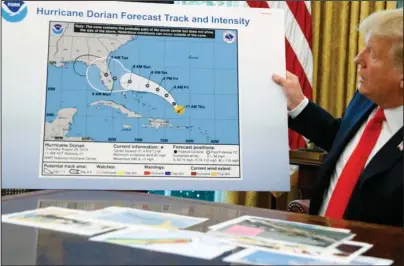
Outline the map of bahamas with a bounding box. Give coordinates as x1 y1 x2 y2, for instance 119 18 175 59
44 21 239 145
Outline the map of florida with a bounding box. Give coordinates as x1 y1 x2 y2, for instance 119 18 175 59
48 22 184 115
48 22 133 91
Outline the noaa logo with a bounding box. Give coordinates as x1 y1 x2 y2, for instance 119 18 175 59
52 24 64 35
2 1 27 23
223 31 236 43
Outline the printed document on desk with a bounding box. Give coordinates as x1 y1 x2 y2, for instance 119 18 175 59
82 206 208 229
1 207 125 236
90 227 237 260
223 249 393 266
2 1 289 191
208 215 355 249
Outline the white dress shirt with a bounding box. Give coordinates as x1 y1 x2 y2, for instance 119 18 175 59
289 97 403 216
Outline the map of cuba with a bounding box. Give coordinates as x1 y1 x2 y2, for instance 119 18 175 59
44 22 239 145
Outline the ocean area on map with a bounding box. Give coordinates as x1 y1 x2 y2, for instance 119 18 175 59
45 31 239 145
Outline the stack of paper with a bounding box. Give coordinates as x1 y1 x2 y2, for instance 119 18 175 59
1 207 394 265
2 206 235 260
207 215 393 265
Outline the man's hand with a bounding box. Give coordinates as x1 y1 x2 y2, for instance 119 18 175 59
272 71 306 111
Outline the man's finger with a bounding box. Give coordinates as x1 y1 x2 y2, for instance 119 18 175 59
272 74 287 86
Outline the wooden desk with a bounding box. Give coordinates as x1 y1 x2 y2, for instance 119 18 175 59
2 190 403 265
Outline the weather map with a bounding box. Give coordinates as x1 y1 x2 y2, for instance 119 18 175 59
41 21 241 178
44 21 239 144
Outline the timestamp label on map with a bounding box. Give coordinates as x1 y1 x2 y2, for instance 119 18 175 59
40 21 240 179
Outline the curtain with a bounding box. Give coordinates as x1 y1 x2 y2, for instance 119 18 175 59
225 0 397 207
312 0 397 118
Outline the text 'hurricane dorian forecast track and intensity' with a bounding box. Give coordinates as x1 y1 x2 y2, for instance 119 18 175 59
44 22 240 146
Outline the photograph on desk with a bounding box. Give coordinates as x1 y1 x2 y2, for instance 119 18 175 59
205 233 371 263
350 256 394 265
37 199 138 211
324 241 373 261
208 215 355 248
1 207 125 236
223 248 393 265
89 227 236 260
81 206 208 229
38 199 193 217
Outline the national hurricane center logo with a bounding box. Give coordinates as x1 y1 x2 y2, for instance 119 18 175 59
2 1 27 23
52 24 64 35
223 31 236 44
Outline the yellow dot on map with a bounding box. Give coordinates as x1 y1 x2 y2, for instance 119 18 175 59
174 105 185 115
117 170 124 175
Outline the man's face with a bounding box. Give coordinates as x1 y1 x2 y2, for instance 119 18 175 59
354 34 403 107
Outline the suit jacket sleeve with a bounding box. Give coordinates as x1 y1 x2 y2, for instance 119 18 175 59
288 100 341 152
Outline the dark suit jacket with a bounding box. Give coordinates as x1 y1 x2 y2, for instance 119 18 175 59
289 92 403 227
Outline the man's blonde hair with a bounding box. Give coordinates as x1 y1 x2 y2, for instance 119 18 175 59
359 8 403 70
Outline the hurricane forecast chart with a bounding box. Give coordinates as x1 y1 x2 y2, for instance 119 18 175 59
41 21 241 179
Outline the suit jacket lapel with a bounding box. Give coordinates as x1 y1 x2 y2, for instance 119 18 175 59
359 127 403 187
311 99 375 213
326 100 375 166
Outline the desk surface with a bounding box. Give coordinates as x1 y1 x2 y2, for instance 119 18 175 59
2 190 404 265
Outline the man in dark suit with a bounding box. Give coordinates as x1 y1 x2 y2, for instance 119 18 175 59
272 9 403 227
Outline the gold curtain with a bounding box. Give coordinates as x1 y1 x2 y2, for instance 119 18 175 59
312 0 397 117
225 0 397 208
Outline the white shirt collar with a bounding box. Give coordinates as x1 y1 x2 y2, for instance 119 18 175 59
384 105 403 134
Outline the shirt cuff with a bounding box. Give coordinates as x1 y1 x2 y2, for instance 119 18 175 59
288 97 309 118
